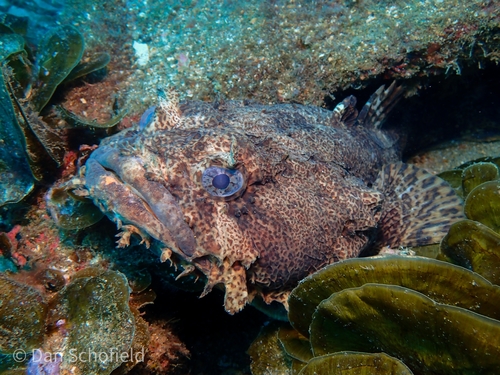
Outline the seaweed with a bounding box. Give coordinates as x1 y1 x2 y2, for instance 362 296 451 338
63 52 110 83
0 33 35 205
30 25 84 113
49 269 136 374
310 284 500 374
251 255 500 373
288 256 500 339
249 155 500 374
0 275 47 352
300 352 413 375
56 104 127 129
0 20 116 208
45 179 104 230
438 157 500 283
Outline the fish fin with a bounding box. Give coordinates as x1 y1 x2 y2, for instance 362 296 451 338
357 81 404 129
331 95 358 127
374 163 465 248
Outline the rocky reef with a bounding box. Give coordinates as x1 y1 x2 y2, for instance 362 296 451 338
55 0 500 110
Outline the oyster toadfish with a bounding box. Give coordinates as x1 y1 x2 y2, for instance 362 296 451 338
79 83 464 313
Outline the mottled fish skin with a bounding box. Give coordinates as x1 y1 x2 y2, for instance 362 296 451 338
82 84 464 314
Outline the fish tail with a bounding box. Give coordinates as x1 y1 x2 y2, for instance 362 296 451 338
373 162 465 249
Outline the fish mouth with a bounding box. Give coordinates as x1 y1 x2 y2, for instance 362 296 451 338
86 148 197 258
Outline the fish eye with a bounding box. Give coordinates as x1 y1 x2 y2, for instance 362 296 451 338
202 166 244 198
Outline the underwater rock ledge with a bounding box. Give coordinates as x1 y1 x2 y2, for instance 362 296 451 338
61 0 500 109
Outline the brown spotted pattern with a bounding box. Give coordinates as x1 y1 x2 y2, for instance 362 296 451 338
373 162 465 247
82 86 464 314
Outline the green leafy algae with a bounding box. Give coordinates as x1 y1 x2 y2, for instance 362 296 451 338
63 52 110 83
56 104 127 129
250 156 500 375
9 89 66 170
464 180 500 233
0 33 24 61
298 352 413 375
31 25 84 112
437 160 500 283
461 162 499 197
248 322 293 375
112 306 150 375
458 156 500 172
0 33 34 206
438 158 500 199
288 256 500 338
0 23 16 35
0 369 26 375
0 20 117 207
441 219 500 284
0 15 28 39
45 181 104 230
437 169 463 198
277 325 313 364
310 284 500 375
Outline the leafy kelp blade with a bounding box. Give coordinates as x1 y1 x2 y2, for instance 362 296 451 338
0 33 34 206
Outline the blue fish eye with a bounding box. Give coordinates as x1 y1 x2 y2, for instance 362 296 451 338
212 173 230 189
202 166 244 198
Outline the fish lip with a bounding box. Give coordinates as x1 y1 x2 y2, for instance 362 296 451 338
87 148 197 258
